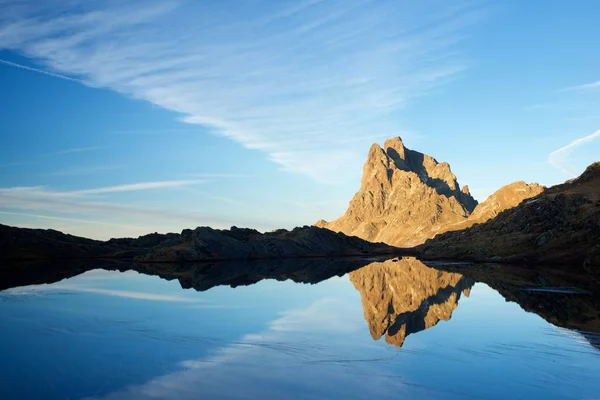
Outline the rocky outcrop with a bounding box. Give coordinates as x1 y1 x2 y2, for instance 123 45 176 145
317 137 478 247
419 162 600 267
470 181 545 222
0 223 398 262
136 226 397 262
349 257 473 347
316 136 562 252
0 224 173 260
439 181 546 234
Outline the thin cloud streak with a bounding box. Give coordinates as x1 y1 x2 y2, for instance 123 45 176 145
0 184 275 237
0 58 84 83
69 180 203 195
52 146 103 155
84 297 368 400
112 128 204 136
8 285 203 302
548 130 600 175
47 165 125 176
0 0 485 182
185 173 251 178
0 185 223 226
565 80 600 91
0 210 149 230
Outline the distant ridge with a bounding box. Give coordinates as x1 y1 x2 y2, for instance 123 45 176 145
0 224 399 262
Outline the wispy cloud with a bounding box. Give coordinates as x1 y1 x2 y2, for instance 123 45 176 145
565 80 600 91
69 180 202 195
0 182 228 234
112 128 203 136
0 0 485 182
0 210 149 230
83 296 372 400
0 180 202 198
184 173 250 178
548 130 600 175
52 146 103 155
0 182 275 238
8 285 202 302
47 165 125 176
269 298 361 334
0 58 84 83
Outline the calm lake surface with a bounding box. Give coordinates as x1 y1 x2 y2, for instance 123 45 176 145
1 257 599 399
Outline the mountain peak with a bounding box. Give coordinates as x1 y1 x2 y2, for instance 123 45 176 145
317 137 478 246
383 136 405 148
383 135 406 155
574 161 600 183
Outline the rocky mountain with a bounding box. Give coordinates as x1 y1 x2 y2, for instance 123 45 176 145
317 137 549 248
316 137 478 247
349 257 473 347
470 181 545 222
419 162 600 267
2 137 594 267
438 181 546 234
0 223 398 262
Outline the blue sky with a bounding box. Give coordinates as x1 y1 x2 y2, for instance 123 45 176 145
0 0 599 239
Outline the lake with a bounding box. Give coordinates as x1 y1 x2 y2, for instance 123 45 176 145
1 257 599 399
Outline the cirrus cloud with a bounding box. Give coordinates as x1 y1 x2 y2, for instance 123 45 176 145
548 130 600 175
0 0 486 182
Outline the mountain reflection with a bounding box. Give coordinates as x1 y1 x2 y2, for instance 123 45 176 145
1 256 599 350
350 258 473 347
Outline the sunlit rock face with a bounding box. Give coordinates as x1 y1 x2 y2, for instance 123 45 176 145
316 137 477 247
349 257 474 348
437 181 545 235
316 137 544 247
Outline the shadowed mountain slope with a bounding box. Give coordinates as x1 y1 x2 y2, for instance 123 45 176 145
419 162 600 267
0 224 398 262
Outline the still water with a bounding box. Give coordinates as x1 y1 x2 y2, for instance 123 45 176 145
1 257 598 399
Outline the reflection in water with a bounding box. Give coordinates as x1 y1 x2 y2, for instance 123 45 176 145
1 256 599 343
350 258 473 347
0 257 372 292
421 260 600 341
1 257 600 399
